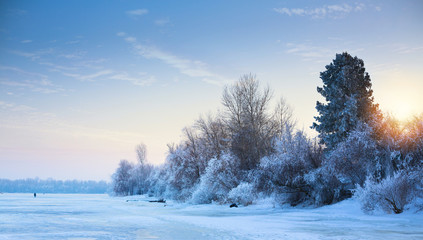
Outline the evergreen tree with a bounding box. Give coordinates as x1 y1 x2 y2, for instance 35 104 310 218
312 52 380 150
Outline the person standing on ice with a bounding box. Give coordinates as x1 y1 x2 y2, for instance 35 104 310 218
34 193 36 198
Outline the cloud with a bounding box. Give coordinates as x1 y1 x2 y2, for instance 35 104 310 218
9 50 40 60
392 45 423 54
0 65 49 81
62 70 114 81
109 72 156 86
66 40 80 45
119 33 231 86
9 48 54 61
21 40 32 44
60 51 87 59
0 101 36 112
125 37 137 43
40 62 79 71
155 18 170 27
0 65 65 94
284 42 365 65
274 3 366 19
285 43 332 61
0 101 141 144
126 9 148 18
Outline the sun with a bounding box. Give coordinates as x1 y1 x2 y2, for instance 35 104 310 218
390 101 415 123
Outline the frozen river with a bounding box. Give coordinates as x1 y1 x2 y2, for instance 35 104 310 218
0 193 422 239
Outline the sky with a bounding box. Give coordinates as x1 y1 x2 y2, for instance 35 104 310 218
1 0 422 181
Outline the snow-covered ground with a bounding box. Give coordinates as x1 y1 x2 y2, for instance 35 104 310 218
0 193 422 240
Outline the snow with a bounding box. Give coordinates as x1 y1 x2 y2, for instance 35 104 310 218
1 193 422 240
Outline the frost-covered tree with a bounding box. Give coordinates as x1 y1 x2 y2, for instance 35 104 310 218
312 52 380 150
136 143 147 165
112 159 134 196
325 122 379 187
401 115 423 165
191 153 240 204
162 127 212 201
163 143 199 200
195 114 230 160
356 169 423 214
131 144 154 195
228 182 256 206
273 97 296 140
257 128 320 205
222 74 276 170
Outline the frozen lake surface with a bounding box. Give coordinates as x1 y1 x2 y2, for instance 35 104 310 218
0 193 422 240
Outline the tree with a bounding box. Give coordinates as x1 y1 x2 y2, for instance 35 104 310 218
222 74 276 170
136 143 147 165
112 159 134 196
325 122 379 187
312 52 380 150
191 153 240 204
195 113 230 160
257 129 318 205
273 97 296 140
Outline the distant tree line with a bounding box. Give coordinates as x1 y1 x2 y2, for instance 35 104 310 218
0 178 109 194
112 52 423 214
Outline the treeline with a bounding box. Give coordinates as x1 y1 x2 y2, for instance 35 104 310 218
112 52 423 214
0 178 109 193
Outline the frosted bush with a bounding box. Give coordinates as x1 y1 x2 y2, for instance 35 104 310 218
228 182 256 206
191 153 240 204
356 170 422 214
326 123 379 187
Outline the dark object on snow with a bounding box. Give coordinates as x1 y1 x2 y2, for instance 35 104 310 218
149 198 166 203
230 203 238 208
34 193 36 198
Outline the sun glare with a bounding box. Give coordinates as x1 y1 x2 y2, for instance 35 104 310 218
389 101 416 124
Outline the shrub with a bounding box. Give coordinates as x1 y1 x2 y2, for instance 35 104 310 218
356 170 422 214
191 153 240 204
228 182 256 206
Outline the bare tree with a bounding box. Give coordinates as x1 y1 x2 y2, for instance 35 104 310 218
221 74 276 170
195 113 230 159
136 143 147 165
273 97 295 139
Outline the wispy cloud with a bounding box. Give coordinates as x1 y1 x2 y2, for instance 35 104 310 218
9 48 54 61
274 3 366 19
0 101 142 144
59 51 86 59
155 18 170 27
0 65 49 81
125 37 137 43
109 72 156 86
285 43 333 62
0 101 36 112
285 42 364 63
392 45 423 54
0 65 65 94
66 40 80 45
126 9 148 19
61 70 114 82
40 62 79 71
21 40 32 44
9 50 40 60
118 32 231 86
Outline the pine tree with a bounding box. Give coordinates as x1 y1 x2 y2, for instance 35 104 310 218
312 52 380 150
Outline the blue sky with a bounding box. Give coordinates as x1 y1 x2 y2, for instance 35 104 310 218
1 0 422 180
